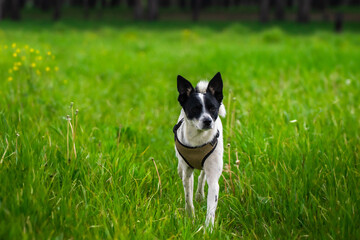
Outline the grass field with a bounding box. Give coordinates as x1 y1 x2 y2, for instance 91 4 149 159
0 20 359 239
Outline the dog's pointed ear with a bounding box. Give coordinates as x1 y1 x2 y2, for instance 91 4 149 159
207 72 223 103
177 75 194 105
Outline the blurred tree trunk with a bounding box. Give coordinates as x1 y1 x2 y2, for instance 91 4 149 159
89 0 97 8
0 0 4 20
321 0 329 21
192 0 200 21
170 0 177 7
134 0 143 20
179 0 187 9
297 0 311 23
214 0 221 6
335 0 345 33
275 0 285 20
111 0 122 6
84 0 89 19
288 0 295 8
334 12 343 33
148 0 158 20
98 0 107 19
39 0 51 11
259 0 269 22
11 0 21 20
53 0 62 21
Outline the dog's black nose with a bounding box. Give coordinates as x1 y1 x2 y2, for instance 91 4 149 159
203 119 212 128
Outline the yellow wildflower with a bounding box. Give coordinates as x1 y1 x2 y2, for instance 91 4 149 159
36 50 40 54
30 48 34 53
13 53 17 57
37 56 42 61
25 45 29 49
36 70 41 75
11 43 16 48
8 76 13 82
54 66 59 71
47 51 51 55
13 66 19 71
16 48 21 53
45 67 50 72
8 69 13 74
31 63 36 68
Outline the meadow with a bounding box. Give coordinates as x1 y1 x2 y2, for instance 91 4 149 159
0 20 359 239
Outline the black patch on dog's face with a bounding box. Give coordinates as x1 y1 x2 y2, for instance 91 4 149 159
204 92 220 121
183 94 203 120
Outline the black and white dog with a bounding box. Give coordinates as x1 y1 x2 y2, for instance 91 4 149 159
174 72 225 230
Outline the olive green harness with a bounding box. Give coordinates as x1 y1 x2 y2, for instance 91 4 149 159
173 119 219 170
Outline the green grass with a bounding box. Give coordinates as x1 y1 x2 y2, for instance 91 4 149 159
0 20 359 239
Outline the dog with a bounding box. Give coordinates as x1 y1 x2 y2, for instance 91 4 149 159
174 72 226 230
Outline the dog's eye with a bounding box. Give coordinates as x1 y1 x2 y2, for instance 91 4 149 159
209 107 216 112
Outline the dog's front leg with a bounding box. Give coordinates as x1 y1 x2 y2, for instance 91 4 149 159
182 166 195 218
204 170 221 230
195 170 206 202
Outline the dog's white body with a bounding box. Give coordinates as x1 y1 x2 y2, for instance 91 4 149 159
175 81 225 229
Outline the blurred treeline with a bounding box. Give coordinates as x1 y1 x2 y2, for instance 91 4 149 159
0 0 359 22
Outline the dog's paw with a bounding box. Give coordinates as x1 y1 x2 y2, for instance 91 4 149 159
205 216 215 233
195 191 205 202
185 205 195 218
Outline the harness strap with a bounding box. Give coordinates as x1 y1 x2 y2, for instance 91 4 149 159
173 118 219 170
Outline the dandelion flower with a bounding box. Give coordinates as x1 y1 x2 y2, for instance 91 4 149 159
8 69 13 74
25 45 29 49
36 50 40 54
31 63 36 68
8 76 13 82
13 53 17 57
30 48 34 53
45 67 50 72
54 66 59 71
37 56 42 61
16 48 21 53
47 51 51 55
11 43 16 48
13 66 19 71
36 70 41 75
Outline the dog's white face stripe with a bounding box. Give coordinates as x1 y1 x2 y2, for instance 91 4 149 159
199 94 214 129
187 93 214 130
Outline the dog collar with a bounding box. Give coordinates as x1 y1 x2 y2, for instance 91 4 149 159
173 118 219 170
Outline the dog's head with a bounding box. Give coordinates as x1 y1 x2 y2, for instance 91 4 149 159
177 72 223 130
